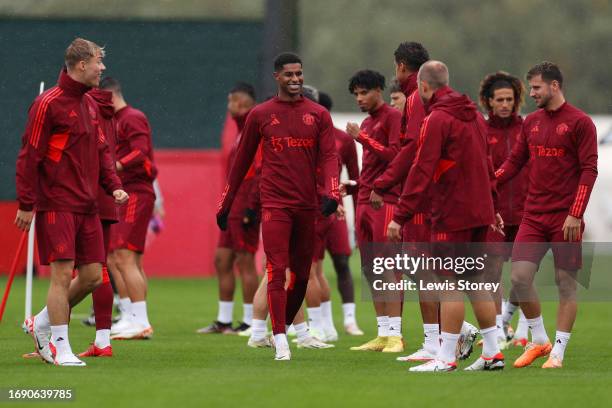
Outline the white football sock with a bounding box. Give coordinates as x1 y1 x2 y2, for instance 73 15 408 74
423 323 440 355
388 317 402 337
551 331 571 360
526 315 549 344
439 331 460 364
307 307 323 333
502 301 518 325
242 303 253 326
95 329 111 348
51 324 72 358
342 303 356 325
131 301 151 327
250 319 267 341
376 316 389 337
320 301 335 331
217 301 233 324
496 314 505 341
274 333 289 349
294 322 310 341
119 297 132 319
35 306 50 330
481 326 501 358
515 310 529 339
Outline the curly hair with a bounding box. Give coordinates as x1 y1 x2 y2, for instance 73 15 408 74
478 71 524 113
348 69 385 94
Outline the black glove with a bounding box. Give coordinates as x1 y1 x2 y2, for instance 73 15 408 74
320 196 338 217
216 212 229 231
242 208 258 230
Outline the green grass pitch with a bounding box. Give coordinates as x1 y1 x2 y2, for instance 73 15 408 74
1 254 611 408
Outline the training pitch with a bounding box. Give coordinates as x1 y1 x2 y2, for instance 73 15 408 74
1 254 611 408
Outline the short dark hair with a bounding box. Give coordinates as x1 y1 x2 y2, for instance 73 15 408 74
318 92 333 111
526 61 563 88
389 79 402 94
348 70 385 94
479 71 525 113
230 81 256 100
99 76 121 94
394 42 429 72
273 52 302 72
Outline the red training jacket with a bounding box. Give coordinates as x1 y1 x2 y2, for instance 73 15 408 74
217 96 339 214
335 127 359 209
115 105 158 196
394 86 497 233
496 102 597 218
88 88 119 222
487 113 526 225
356 103 402 204
16 69 122 214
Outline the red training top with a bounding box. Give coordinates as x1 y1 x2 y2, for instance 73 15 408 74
496 102 597 218
373 85 428 217
115 105 158 196
356 103 402 204
88 88 119 222
487 113 526 225
394 86 497 233
335 127 359 208
217 96 339 214
227 111 262 219
16 69 122 214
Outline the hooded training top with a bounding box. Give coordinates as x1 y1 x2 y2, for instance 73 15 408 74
487 113 526 225
394 86 497 232
373 75 429 217
217 96 339 215
496 102 597 218
88 88 119 222
16 69 122 214
115 105 158 196
356 103 402 204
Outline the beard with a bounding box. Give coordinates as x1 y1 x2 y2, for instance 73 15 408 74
536 93 552 108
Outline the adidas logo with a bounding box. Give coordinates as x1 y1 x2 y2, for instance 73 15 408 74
556 339 562 344
69 110 78 118
56 337 65 342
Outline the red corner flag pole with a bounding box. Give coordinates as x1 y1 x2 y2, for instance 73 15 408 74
0 231 28 323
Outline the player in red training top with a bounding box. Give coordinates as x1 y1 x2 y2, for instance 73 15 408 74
317 91 363 337
101 77 158 341
477 71 529 349
198 82 260 335
388 61 504 372
77 87 120 357
16 38 127 366
217 53 339 361
496 62 598 369
344 70 404 354
389 79 406 112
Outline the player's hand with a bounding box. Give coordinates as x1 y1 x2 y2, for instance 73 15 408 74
370 190 383 210
14 209 34 231
242 208 258 230
217 212 229 231
562 215 582 242
113 189 129 204
321 196 338 217
386 220 402 242
335 204 345 220
490 213 505 236
346 122 361 139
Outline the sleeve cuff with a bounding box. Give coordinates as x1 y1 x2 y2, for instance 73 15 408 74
18 202 34 211
393 212 409 225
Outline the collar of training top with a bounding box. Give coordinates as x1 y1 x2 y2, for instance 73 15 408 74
58 68 91 96
488 112 522 129
401 72 418 97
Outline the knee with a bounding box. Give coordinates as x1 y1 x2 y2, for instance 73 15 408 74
332 255 351 276
113 251 133 271
235 253 255 274
214 252 232 274
556 273 577 299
